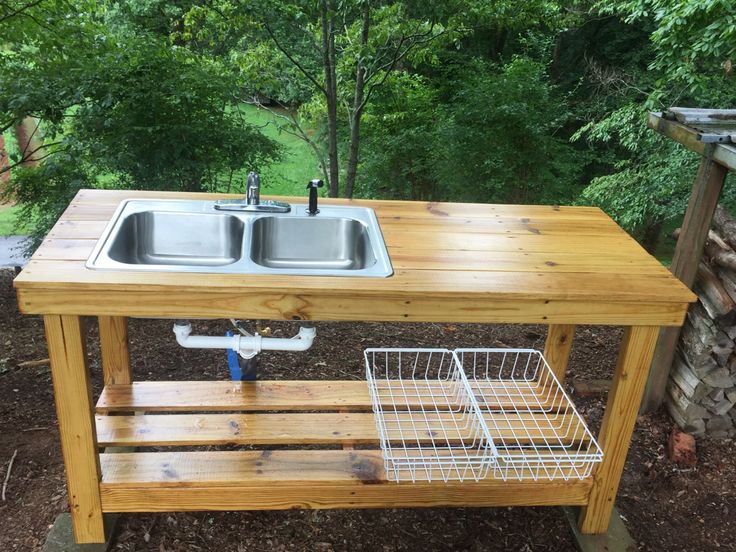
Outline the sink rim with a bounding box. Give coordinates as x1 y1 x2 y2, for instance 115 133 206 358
86 198 394 278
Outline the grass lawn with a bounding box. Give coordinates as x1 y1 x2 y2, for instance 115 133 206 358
233 104 321 197
0 204 22 236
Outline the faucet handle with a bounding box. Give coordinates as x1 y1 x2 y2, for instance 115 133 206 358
307 179 324 189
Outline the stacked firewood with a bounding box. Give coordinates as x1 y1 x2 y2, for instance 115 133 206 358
668 206 736 437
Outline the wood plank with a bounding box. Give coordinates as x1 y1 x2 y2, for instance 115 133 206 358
642 152 729 411
579 325 659 534
14 260 695 303
98 316 131 385
32 238 672 276
544 325 576 381
95 380 568 414
44 315 105 543
648 112 736 172
100 482 590 511
17 287 690 326
97 450 591 511
95 411 590 447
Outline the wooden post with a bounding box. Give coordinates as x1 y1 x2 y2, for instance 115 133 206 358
641 151 729 412
579 325 659 534
543 324 575 381
44 315 105 543
98 316 131 385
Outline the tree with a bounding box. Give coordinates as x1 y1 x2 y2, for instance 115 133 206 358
0 1 281 249
183 0 451 197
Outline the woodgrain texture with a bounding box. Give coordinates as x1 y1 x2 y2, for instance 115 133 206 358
44 315 105 543
97 450 592 511
95 411 589 447
14 189 695 325
98 316 131 385
579 325 659 533
544 324 576 381
95 380 567 413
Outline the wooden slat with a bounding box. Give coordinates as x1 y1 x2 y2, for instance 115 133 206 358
15 260 694 303
95 411 590 447
95 380 573 414
98 450 592 511
31 238 671 276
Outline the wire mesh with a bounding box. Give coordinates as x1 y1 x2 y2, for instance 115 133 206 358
455 348 603 481
364 348 495 482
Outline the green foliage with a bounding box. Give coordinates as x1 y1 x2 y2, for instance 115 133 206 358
434 57 584 204
359 57 586 204
1 4 281 248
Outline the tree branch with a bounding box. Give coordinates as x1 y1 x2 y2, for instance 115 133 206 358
264 22 326 95
0 142 65 175
0 0 45 25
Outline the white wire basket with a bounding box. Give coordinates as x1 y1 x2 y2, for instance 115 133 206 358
455 348 603 481
364 348 496 483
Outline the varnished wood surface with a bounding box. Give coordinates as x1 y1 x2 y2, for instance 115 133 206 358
98 450 592 511
14 189 694 324
95 380 568 413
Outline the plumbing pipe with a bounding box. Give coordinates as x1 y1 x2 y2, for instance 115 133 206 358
173 322 316 359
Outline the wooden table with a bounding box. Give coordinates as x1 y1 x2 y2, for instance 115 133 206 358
14 189 695 544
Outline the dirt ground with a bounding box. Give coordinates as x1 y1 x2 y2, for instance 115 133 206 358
1 268 734 551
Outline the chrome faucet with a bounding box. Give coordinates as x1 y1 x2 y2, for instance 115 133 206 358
214 170 290 213
246 171 260 206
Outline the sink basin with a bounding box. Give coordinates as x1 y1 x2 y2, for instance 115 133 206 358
86 200 393 277
250 216 376 270
107 211 244 266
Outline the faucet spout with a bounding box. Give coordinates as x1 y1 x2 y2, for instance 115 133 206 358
246 171 260 206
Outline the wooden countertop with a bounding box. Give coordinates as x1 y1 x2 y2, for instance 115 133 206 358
14 189 695 325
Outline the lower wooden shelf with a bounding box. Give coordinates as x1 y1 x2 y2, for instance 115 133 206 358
95 381 593 513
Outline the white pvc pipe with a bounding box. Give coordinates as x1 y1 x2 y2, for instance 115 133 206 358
173 323 316 358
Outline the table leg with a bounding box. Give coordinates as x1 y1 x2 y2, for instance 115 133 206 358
98 316 131 385
578 325 659 534
543 324 575 381
44 315 105 543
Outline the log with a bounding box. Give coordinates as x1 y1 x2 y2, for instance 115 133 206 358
666 379 710 421
712 205 736 251
715 266 736 305
666 397 706 436
670 352 709 402
694 262 736 319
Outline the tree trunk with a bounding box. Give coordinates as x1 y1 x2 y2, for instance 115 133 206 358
344 3 370 200
641 220 663 254
14 117 45 167
321 0 339 197
0 134 10 184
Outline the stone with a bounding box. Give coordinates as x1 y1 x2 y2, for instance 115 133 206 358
667 429 697 467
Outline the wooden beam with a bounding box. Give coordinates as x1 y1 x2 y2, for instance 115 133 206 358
544 325 576 381
44 315 105 543
642 151 729 411
579 325 659 534
648 112 736 171
98 316 131 385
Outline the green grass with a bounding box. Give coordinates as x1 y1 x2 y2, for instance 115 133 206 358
234 104 320 197
0 204 21 236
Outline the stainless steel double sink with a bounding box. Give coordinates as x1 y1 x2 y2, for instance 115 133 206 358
86 200 393 277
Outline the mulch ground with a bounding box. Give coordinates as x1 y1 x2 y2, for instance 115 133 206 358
0 268 734 551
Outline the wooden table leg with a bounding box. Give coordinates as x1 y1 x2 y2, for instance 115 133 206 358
98 316 131 385
543 324 575 381
44 315 105 543
578 325 659 534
